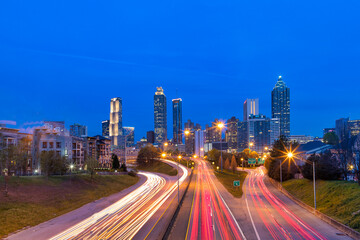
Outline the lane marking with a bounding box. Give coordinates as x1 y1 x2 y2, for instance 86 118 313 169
185 167 197 240
245 172 261 240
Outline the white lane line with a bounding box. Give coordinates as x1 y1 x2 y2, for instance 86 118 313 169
245 172 261 240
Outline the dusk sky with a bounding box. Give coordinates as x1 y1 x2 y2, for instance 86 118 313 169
1 0 360 140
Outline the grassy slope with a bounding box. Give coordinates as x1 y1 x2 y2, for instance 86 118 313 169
214 169 248 198
0 174 139 238
283 179 360 232
137 160 178 176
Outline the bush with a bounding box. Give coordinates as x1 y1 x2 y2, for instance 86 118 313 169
128 170 137 177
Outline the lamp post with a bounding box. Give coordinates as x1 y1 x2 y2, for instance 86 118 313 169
249 142 254 167
70 164 74 182
241 158 244 170
177 155 181 204
287 152 317 210
217 122 224 171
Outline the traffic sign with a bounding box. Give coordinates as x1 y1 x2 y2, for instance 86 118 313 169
233 180 240 187
248 158 256 165
258 158 265 165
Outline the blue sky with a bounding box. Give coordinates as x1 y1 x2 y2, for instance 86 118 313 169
1 0 360 140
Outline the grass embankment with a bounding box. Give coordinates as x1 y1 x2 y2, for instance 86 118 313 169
214 169 248 198
137 160 177 176
0 174 139 238
283 179 360 232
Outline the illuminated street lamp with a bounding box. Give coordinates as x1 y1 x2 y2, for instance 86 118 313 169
249 142 254 166
70 164 74 182
177 155 182 204
217 122 225 171
184 130 190 135
241 158 244 170
287 151 317 210
161 153 166 158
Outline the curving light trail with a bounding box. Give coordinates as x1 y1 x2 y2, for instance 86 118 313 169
247 167 326 240
51 162 188 240
186 160 246 240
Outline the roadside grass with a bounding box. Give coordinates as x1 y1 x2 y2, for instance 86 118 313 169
0 174 139 238
214 169 248 198
137 160 177 176
283 179 360 232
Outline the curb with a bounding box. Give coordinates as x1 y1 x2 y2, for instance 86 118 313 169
162 167 195 240
268 177 360 240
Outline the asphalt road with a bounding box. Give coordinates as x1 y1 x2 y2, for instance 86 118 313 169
169 159 246 240
244 167 352 240
7 160 189 240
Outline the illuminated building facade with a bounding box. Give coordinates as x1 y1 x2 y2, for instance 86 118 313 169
70 123 88 138
110 98 123 146
102 120 110 138
172 98 183 144
122 126 135 147
248 114 280 154
243 99 259 121
271 76 290 137
154 87 167 144
225 116 239 153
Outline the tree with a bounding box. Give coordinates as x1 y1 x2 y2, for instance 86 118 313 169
337 136 356 180
120 163 127 172
267 136 299 181
40 151 67 177
224 158 230 170
137 145 159 166
302 151 341 180
208 149 220 162
231 155 237 173
323 132 339 145
112 154 120 169
85 155 98 180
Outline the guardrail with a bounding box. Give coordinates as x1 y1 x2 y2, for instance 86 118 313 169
268 177 360 240
162 166 195 240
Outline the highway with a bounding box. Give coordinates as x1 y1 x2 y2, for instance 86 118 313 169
181 159 246 240
7 160 188 240
244 167 352 240
50 160 188 240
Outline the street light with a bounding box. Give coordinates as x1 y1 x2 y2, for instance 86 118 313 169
217 122 225 171
249 142 254 166
241 158 244 170
161 153 166 158
184 130 190 135
177 155 181 204
287 151 317 210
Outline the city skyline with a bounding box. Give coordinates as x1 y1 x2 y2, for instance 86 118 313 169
1 77 359 142
1 1 360 140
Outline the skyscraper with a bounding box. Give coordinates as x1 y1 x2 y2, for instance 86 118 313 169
70 123 88 138
172 98 183 144
271 76 290 137
184 119 201 154
154 87 167 144
248 114 280 153
110 97 122 146
122 127 135 147
225 117 239 152
102 120 110 138
243 99 259 121
146 130 155 144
